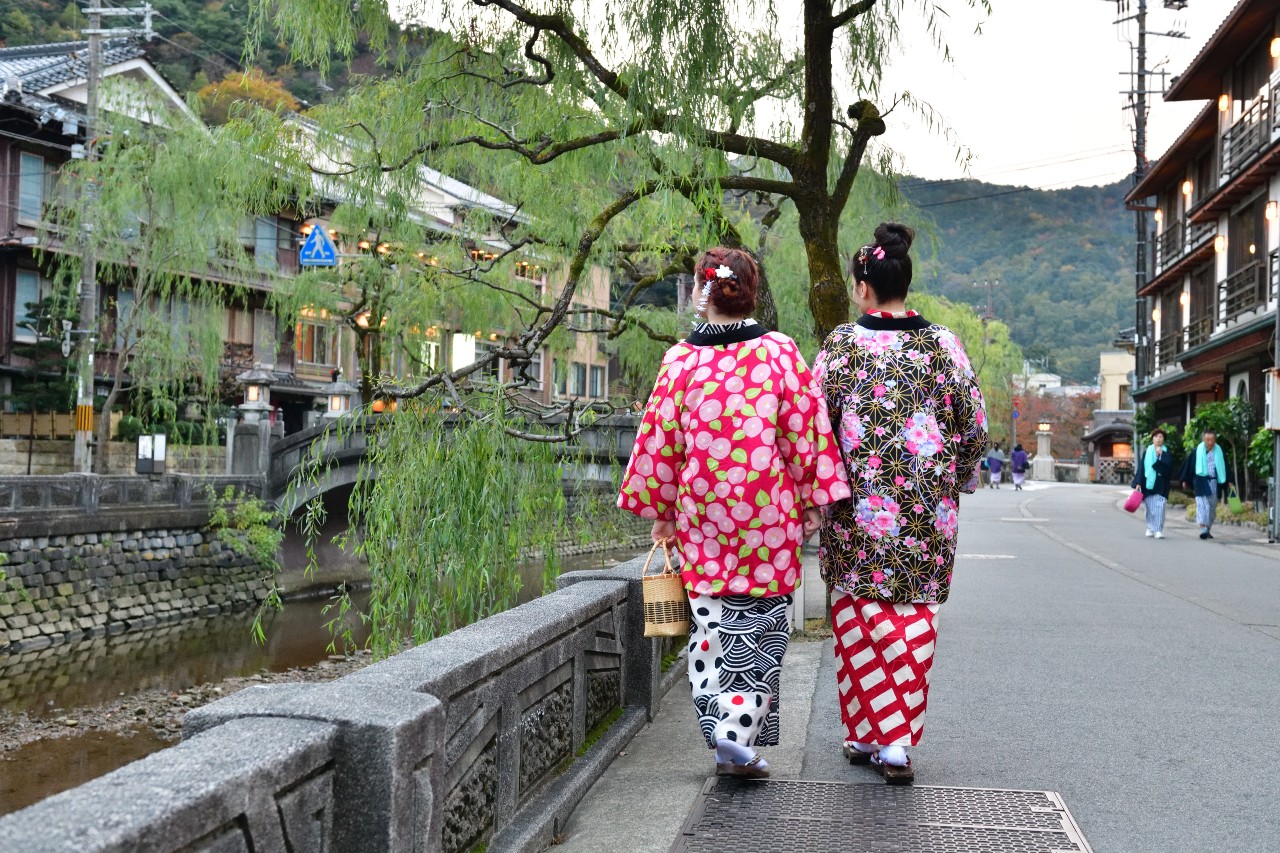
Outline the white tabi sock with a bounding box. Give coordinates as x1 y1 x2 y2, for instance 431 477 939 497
878 745 909 767
715 738 764 767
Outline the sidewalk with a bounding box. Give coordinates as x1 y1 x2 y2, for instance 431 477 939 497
554 483 1280 852
556 548 827 852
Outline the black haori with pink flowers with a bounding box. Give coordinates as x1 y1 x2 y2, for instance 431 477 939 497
687 591 792 749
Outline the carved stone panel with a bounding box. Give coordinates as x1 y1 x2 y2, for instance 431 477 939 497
442 737 497 853
586 668 622 734
275 769 335 853
518 679 573 798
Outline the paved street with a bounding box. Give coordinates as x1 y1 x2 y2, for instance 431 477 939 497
558 482 1280 853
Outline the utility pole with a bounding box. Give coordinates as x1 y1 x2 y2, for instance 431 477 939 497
972 279 999 321
1107 0 1188 476
72 4 154 473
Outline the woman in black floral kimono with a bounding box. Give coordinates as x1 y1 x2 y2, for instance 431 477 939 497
814 222 988 784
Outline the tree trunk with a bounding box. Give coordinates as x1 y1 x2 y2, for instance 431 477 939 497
799 201 848 343
93 372 125 474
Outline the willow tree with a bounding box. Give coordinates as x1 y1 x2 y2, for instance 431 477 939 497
48 83 272 468
246 0 990 386
229 0 992 650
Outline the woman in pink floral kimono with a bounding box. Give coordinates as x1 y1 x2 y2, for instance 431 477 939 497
815 223 987 785
619 246 850 778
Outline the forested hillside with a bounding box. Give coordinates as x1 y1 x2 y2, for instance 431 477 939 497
903 178 1136 382
0 0 399 105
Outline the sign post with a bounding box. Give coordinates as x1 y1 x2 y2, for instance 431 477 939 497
299 225 338 268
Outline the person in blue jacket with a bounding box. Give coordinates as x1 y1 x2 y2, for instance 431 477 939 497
1177 429 1231 540
1132 428 1174 539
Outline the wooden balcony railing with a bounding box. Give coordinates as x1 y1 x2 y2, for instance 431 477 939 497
1153 329 1183 371
1222 95 1271 182
1188 221 1214 251
1155 220 1184 272
1220 260 1267 323
1185 314 1213 349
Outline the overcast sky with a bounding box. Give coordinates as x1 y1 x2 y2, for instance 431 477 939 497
873 1 1235 188
397 1 1237 189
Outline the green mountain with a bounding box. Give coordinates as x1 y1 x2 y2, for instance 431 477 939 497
903 178 1136 382
0 0 396 104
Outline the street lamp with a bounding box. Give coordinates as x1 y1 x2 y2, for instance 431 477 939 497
321 370 358 420
1037 421 1053 433
236 366 274 424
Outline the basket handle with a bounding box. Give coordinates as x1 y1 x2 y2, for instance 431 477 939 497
642 538 678 577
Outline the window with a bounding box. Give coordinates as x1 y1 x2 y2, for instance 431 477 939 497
253 309 278 367
13 270 47 342
590 364 605 398
419 340 440 372
524 349 544 391
254 217 278 271
224 305 254 344
554 359 568 396
477 340 503 381
115 288 137 349
571 362 587 397
295 320 338 366
514 260 543 282
1228 197 1267 274
18 152 55 223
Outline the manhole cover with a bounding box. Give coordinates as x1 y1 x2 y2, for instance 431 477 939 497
671 778 1093 853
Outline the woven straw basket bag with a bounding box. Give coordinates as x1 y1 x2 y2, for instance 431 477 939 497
641 540 690 637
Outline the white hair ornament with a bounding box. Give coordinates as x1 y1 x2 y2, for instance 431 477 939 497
696 264 736 312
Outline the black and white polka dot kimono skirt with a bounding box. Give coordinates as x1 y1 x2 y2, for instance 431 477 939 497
687 591 792 749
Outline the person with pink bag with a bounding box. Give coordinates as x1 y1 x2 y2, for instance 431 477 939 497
1130 428 1174 538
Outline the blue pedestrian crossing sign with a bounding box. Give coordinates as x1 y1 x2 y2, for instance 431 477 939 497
299 226 338 267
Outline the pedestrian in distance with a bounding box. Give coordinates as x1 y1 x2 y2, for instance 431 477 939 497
1178 429 1230 540
1010 443 1028 491
986 444 1005 489
814 223 988 785
1133 428 1174 539
618 246 851 779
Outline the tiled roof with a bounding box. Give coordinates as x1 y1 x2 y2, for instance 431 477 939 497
0 39 144 93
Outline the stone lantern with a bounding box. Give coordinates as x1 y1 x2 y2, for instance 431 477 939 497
321 372 358 420
1033 421 1054 481
235 366 274 424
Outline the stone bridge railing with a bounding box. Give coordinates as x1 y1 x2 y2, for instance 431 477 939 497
0 554 685 853
265 413 641 512
0 474 266 538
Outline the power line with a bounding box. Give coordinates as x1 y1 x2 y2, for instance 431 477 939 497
915 170 1133 208
151 10 245 71
900 147 1130 190
151 32 239 74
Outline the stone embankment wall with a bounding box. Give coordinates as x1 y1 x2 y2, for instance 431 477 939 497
0 475 273 656
0 556 685 853
0 527 270 654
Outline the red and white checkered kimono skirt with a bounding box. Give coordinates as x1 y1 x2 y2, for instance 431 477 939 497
831 590 939 747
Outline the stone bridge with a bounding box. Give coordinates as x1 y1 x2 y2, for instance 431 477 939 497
256 414 641 517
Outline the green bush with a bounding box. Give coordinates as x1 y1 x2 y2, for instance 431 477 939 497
115 415 145 442
1248 427 1274 482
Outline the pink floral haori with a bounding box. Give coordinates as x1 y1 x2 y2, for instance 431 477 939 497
815 316 987 604
618 328 851 597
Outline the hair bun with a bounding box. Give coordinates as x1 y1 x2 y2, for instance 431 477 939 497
874 221 915 260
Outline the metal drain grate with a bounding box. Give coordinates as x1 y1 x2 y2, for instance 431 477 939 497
671 778 1093 853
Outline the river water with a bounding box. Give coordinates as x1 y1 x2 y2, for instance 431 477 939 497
0 546 644 817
